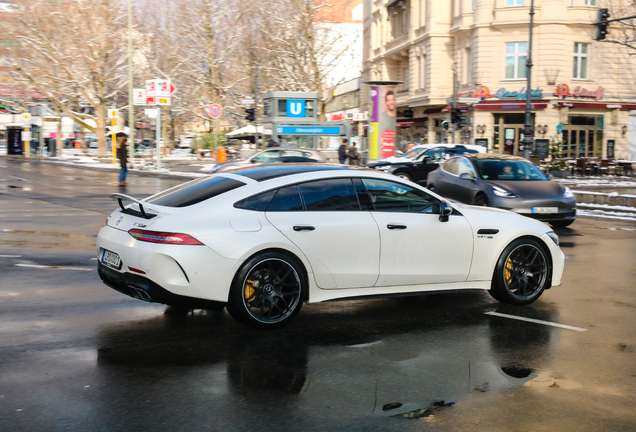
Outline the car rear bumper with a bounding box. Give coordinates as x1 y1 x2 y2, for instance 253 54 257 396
98 262 225 309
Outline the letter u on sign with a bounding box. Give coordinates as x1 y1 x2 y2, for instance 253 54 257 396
286 100 306 117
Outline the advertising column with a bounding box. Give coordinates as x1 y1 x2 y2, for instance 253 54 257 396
368 86 396 160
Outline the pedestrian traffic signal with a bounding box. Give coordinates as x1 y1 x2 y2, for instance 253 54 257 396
441 120 449 130
245 108 255 122
594 8 610 41
451 108 461 124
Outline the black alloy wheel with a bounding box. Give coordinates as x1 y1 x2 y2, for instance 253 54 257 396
489 238 549 305
228 252 305 328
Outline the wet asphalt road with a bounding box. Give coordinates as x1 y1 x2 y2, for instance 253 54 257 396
1 157 635 432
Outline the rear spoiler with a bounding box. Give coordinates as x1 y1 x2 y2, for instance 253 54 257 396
109 193 165 219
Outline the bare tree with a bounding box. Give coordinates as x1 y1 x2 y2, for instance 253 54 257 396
9 0 129 156
600 0 636 52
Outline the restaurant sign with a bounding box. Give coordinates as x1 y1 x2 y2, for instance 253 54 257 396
494 87 544 100
554 83 604 101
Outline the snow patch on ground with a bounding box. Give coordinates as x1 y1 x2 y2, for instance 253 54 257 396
577 209 636 222
555 177 636 188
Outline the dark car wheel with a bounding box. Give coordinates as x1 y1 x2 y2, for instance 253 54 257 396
394 171 412 181
489 238 549 305
550 220 574 228
473 194 488 206
227 252 305 328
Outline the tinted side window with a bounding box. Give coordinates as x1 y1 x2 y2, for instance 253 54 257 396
298 178 360 211
267 185 304 211
148 177 245 207
234 190 276 211
361 179 440 213
456 158 476 178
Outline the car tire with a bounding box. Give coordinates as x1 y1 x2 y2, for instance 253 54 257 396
550 220 574 228
394 171 412 181
227 252 305 328
489 238 550 305
473 194 488 206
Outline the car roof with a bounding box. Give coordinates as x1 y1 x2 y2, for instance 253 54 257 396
227 163 358 182
462 154 528 161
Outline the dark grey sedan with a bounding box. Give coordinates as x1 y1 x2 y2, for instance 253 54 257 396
427 154 576 227
212 148 326 173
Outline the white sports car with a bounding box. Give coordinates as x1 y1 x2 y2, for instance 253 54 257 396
97 164 564 328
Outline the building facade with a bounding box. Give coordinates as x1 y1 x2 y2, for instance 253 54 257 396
362 0 636 159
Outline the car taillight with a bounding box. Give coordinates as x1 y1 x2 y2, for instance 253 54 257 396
128 229 204 245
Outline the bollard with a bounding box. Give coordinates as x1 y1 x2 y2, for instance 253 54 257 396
217 146 226 163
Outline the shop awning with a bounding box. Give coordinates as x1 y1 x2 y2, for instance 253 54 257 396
557 101 636 110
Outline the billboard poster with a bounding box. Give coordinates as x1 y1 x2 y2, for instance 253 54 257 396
368 86 396 160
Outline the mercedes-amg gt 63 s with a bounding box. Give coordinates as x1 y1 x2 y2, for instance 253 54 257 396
97 164 564 328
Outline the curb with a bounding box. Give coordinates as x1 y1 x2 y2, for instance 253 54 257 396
573 191 636 208
0 155 200 181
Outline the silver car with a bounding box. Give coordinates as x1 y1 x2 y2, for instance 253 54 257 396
427 154 576 227
212 148 327 173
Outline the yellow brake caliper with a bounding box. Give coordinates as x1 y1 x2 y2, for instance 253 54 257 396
244 280 256 302
505 257 514 285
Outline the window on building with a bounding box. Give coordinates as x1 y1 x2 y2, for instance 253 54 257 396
573 43 589 79
419 0 426 27
403 63 409 91
465 48 472 84
505 42 527 79
390 3 409 39
506 0 524 5
585 0 597 6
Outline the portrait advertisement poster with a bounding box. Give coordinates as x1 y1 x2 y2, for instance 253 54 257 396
368 86 396 160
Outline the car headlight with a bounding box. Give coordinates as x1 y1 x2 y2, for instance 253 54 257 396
547 231 559 246
563 186 574 198
492 185 517 198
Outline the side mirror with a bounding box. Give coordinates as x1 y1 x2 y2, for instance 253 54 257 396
547 173 554 180
250 159 257 163
439 200 453 222
459 172 475 180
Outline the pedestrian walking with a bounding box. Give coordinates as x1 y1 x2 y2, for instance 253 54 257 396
338 139 348 164
347 142 361 166
266 138 279 148
117 137 128 186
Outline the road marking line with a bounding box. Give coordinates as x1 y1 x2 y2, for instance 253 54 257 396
15 264 92 271
0 255 22 258
485 311 587 332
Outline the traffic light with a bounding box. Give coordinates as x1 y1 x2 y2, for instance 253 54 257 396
441 120 449 130
245 108 255 122
451 108 461 124
594 8 610 41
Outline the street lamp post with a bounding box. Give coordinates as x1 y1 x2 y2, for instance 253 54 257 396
522 0 535 160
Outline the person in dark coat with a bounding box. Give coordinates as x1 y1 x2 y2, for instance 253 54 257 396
117 138 128 186
338 139 348 164
266 138 279 148
347 142 360 166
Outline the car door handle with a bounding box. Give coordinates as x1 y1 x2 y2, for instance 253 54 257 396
387 224 407 230
293 225 315 232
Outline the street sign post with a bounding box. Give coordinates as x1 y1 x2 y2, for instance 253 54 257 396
133 89 146 105
207 104 223 118
109 109 118 165
146 79 174 98
157 97 170 106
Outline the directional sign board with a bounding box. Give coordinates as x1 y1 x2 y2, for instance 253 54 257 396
276 126 343 136
146 80 174 98
146 97 156 105
207 104 223 118
157 97 171 106
133 89 146 105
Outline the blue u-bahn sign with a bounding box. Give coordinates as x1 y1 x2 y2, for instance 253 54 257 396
276 126 342 135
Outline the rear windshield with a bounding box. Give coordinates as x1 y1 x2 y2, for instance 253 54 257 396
147 176 246 207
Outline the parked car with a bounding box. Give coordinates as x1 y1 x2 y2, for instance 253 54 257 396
178 135 194 149
367 144 485 184
426 154 576 227
212 148 327 173
261 156 323 165
97 164 564 328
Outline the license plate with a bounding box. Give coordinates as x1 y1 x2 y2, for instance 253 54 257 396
101 249 122 269
532 207 558 214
